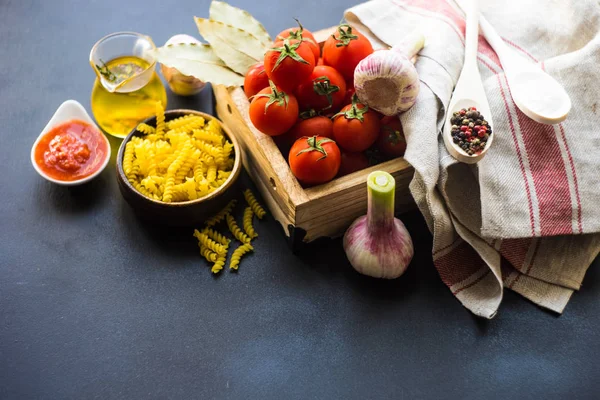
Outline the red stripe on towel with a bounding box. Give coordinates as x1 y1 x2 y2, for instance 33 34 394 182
503 38 539 62
500 238 531 272
453 270 491 295
435 242 487 287
496 75 536 236
515 104 573 236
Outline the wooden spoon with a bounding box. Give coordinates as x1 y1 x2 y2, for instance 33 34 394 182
455 0 571 124
443 0 493 164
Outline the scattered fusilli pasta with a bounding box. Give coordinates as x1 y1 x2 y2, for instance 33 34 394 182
212 253 227 274
194 229 227 255
243 207 258 239
199 245 218 263
226 214 251 244
204 200 237 228
244 189 267 219
192 189 265 274
229 243 254 271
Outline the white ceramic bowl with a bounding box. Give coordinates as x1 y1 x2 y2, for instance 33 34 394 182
31 100 111 186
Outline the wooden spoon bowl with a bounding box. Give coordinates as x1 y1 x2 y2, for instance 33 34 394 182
116 110 242 226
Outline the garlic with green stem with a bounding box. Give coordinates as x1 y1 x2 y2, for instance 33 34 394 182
160 34 207 96
354 32 425 116
343 171 414 279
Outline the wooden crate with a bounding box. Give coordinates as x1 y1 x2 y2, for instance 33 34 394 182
212 27 414 248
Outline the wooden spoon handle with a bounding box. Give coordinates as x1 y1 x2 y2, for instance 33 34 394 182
463 0 480 64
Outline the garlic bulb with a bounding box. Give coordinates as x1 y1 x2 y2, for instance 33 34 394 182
160 34 207 96
343 171 414 279
354 33 425 116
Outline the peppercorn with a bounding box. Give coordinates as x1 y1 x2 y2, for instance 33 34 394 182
450 107 492 156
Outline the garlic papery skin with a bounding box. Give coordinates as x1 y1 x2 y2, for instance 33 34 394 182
354 32 425 116
160 34 207 96
343 171 414 279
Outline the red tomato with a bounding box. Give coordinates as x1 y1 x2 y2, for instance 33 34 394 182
264 39 315 93
343 84 355 106
249 84 299 136
338 151 369 177
323 24 374 81
289 136 341 185
332 96 380 152
371 109 385 120
294 66 347 112
244 62 270 99
276 21 320 63
289 116 334 141
377 116 407 157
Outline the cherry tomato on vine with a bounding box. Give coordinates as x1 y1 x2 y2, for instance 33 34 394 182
294 66 347 112
289 136 341 185
332 95 380 152
289 115 334 141
377 116 407 157
264 38 315 93
276 20 320 63
323 24 374 81
244 62 270 99
338 151 370 177
249 82 299 136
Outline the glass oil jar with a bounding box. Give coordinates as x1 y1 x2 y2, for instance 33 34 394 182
89 32 167 138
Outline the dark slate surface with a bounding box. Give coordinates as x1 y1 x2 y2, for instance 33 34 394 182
1 1 599 399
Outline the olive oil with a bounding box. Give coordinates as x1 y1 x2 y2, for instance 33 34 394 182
91 56 167 138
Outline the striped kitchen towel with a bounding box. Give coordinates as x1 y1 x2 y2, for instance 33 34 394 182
345 0 600 318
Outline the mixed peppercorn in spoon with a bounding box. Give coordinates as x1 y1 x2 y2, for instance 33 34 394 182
449 107 492 156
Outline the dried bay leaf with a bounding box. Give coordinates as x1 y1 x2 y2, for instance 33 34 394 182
150 43 244 87
209 1 272 48
195 17 266 75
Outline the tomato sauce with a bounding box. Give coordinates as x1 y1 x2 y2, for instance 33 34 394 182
34 119 108 181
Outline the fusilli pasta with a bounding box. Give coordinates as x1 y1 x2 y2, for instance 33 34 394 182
226 214 251 244
204 199 236 227
126 110 235 203
243 207 258 239
155 101 166 136
136 123 156 135
244 189 267 219
229 243 254 271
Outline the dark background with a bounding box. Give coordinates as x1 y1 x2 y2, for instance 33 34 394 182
1 0 599 399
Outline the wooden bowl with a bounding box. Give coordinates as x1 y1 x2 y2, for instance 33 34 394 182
116 110 242 226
